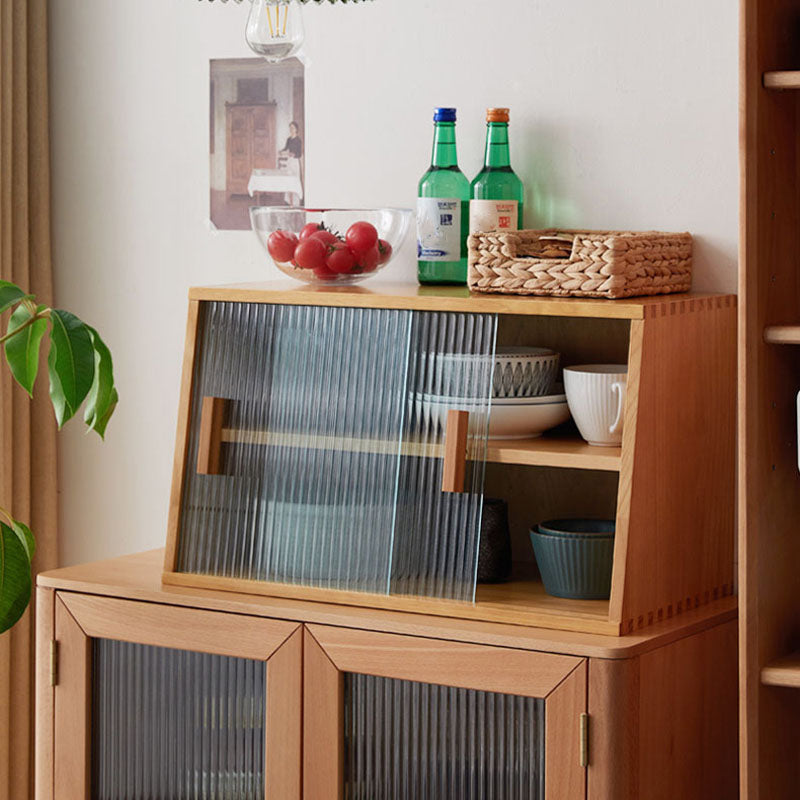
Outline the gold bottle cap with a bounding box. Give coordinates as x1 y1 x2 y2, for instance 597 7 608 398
486 108 510 123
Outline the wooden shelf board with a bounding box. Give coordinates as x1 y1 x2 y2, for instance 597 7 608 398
763 71 800 89
763 324 800 344
189 281 733 321
488 435 621 471
221 428 621 472
162 568 619 635
761 652 800 688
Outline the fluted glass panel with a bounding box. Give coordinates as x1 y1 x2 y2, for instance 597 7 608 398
176 302 496 601
92 639 266 799
394 311 496 601
344 674 544 800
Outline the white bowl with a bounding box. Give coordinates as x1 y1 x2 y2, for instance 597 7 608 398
419 386 566 407
414 394 571 440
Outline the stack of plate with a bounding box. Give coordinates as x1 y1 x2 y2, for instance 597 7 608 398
414 347 571 440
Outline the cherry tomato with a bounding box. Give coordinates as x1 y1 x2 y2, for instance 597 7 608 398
326 243 357 274
345 221 379 254
377 239 393 265
354 245 380 273
294 237 328 271
311 230 340 247
313 265 338 281
299 222 324 241
267 230 299 263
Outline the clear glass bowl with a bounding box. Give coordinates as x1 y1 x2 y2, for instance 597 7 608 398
250 207 413 285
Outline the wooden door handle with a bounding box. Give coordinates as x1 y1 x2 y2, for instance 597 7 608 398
441 410 469 493
197 396 227 475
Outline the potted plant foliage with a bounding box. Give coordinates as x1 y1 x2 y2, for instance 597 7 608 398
0 280 117 633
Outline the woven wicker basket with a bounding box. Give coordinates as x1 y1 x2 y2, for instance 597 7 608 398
468 228 693 300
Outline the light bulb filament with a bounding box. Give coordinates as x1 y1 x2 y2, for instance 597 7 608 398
266 6 275 36
282 4 289 35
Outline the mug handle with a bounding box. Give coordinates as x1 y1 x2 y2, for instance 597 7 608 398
609 382 626 437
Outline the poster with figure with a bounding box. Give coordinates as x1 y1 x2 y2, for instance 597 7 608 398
210 57 305 231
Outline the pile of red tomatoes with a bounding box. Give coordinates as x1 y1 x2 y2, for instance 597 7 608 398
267 221 392 281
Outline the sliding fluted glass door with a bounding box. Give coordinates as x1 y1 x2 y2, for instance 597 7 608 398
169 301 497 604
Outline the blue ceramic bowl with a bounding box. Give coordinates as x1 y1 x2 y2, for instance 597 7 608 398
537 518 616 538
530 519 615 600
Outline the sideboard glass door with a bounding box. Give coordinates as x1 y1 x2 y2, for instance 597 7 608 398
174 301 497 603
303 626 587 800
52 594 302 800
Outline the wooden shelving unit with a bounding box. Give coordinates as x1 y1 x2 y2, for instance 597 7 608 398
740 2 800 797
761 653 800 688
763 70 800 88
164 283 736 637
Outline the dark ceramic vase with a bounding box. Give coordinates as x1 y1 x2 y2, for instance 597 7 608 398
477 498 512 583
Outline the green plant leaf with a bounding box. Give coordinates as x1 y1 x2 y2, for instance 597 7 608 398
90 387 118 439
11 519 35 562
4 303 49 397
0 281 27 315
83 326 117 438
47 309 95 428
0 521 32 633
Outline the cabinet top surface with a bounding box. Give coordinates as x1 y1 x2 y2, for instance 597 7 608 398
38 549 736 660
188 281 736 320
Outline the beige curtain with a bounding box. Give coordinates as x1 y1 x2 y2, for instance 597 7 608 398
0 1 58 798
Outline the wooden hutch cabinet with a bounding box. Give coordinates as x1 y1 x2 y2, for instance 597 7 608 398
36 283 738 799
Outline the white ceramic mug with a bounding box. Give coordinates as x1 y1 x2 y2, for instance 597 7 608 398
563 365 628 447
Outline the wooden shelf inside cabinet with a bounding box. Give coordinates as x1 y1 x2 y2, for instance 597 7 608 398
763 70 800 89
763 325 800 344
761 653 800 688
162 568 617 635
488 435 621 471
220 428 622 472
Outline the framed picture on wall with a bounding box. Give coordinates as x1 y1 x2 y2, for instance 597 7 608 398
210 57 305 231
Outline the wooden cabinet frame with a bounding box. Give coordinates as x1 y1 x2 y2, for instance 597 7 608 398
42 592 302 800
303 624 588 800
163 285 735 637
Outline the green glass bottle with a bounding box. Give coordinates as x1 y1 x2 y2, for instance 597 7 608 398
470 108 524 234
417 108 470 285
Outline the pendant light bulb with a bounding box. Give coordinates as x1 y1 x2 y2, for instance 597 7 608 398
245 0 305 63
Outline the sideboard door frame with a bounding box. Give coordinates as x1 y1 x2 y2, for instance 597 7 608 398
303 623 588 800
49 593 302 800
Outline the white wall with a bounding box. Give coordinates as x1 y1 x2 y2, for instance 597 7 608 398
49 0 738 567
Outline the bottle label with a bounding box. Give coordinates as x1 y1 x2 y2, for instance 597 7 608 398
417 198 462 261
469 199 519 234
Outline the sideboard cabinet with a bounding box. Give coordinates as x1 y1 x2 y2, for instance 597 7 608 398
36 551 738 800
35 283 738 799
